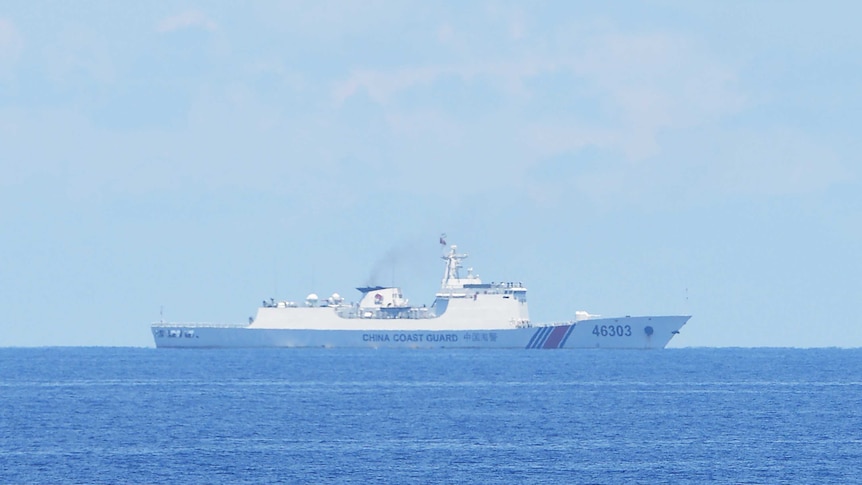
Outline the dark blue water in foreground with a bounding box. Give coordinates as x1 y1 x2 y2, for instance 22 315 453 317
1 348 861 484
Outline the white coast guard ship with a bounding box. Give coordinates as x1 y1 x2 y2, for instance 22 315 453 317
152 243 689 349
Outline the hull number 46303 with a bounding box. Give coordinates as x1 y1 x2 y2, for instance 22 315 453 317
592 325 632 337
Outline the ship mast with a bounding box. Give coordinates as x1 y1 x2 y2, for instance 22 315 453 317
441 245 469 289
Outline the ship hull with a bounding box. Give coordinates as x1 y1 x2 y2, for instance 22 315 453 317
152 316 689 349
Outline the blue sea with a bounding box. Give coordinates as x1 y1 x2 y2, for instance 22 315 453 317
1 348 861 484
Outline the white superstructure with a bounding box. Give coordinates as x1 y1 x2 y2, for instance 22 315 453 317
152 243 690 349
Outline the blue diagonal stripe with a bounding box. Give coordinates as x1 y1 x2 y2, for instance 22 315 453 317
531 326 553 349
525 328 544 349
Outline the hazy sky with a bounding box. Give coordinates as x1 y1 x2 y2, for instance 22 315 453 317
1 2 860 347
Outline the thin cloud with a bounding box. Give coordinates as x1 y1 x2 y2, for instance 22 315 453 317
332 66 457 105
0 18 23 64
332 58 553 105
331 30 744 162
437 24 455 44
156 10 218 33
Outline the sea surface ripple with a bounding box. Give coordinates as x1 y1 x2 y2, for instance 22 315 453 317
1 347 860 484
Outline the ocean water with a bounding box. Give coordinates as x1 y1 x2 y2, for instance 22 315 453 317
1 348 861 484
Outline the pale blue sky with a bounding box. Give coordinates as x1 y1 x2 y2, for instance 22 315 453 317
1 1 860 347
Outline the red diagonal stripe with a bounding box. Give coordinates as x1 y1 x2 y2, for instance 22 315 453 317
542 325 571 349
